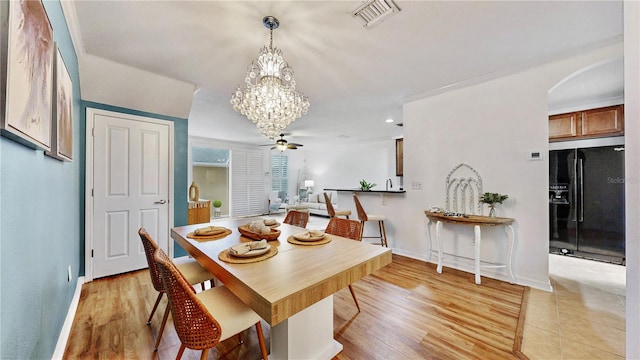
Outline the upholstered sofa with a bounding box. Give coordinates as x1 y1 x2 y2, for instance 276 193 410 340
291 191 339 217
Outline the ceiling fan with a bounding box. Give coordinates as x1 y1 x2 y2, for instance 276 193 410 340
260 133 304 151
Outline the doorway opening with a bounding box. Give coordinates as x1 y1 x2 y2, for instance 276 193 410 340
548 58 625 266
192 146 229 218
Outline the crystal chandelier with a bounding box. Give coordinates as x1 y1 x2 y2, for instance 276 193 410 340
230 16 310 140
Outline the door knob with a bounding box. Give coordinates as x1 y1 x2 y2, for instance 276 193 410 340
155 199 167 204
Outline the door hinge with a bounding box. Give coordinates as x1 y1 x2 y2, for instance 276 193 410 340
92 127 95 137
91 249 94 258
91 188 94 197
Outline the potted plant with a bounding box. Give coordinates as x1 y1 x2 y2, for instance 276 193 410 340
359 179 377 191
479 192 509 217
212 200 222 217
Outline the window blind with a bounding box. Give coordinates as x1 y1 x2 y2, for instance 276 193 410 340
231 150 265 217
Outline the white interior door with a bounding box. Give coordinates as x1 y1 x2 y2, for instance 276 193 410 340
87 108 172 279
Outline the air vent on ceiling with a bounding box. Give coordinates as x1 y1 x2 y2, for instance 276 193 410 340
352 0 401 29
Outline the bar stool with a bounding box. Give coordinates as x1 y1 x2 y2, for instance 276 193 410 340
323 192 351 219
353 194 388 247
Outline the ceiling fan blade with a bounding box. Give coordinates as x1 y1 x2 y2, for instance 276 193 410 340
289 142 303 147
287 144 298 149
259 144 275 146
270 146 277 150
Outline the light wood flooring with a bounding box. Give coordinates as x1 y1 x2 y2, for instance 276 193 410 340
63 254 527 359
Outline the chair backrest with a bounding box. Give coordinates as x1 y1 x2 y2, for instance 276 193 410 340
283 210 309 228
352 194 368 221
154 248 222 349
325 218 362 241
323 192 337 217
138 228 164 293
445 163 483 215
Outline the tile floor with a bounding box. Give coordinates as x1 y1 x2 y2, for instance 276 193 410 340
522 254 626 359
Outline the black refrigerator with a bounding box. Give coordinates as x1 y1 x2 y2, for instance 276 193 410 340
549 145 625 264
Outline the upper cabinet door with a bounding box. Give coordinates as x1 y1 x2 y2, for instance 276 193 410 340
581 105 624 137
549 105 624 142
549 112 580 140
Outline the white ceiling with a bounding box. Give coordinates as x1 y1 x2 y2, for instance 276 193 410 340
68 1 624 150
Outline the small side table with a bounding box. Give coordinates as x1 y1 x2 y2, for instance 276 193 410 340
188 200 211 225
424 211 515 285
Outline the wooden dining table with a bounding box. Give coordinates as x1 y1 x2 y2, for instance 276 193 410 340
171 216 392 360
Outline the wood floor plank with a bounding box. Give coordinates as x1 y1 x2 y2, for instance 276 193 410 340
64 254 527 359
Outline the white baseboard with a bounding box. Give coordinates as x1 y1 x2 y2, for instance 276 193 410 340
52 276 85 360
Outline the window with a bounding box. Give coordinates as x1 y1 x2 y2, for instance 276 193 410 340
191 147 229 216
272 153 288 193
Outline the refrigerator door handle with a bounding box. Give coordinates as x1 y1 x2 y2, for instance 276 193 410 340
572 158 577 222
578 158 584 222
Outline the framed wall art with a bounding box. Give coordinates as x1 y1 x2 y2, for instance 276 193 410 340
0 0 54 151
46 45 73 161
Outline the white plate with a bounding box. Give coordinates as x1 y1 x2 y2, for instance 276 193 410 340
229 245 270 258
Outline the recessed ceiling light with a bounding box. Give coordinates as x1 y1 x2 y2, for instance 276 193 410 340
385 118 394 123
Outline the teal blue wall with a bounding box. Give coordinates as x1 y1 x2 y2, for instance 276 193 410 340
0 2 190 358
1 2 81 358
81 102 190 258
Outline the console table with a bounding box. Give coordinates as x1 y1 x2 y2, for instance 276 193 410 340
187 200 211 225
424 211 515 284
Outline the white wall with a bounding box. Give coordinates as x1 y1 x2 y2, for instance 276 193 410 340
399 42 623 290
624 1 639 358
304 140 398 200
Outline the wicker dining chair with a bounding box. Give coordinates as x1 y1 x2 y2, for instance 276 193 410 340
283 210 309 228
138 228 216 351
324 217 363 312
154 248 269 360
353 194 388 247
323 192 351 219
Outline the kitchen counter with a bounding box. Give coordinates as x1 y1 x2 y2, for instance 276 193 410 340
324 188 406 194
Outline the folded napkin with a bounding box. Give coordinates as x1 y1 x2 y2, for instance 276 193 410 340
293 230 325 241
229 240 268 256
194 226 227 236
263 218 277 226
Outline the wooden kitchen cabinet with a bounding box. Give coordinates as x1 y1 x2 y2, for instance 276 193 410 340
549 105 624 141
549 112 580 140
396 138 403 176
